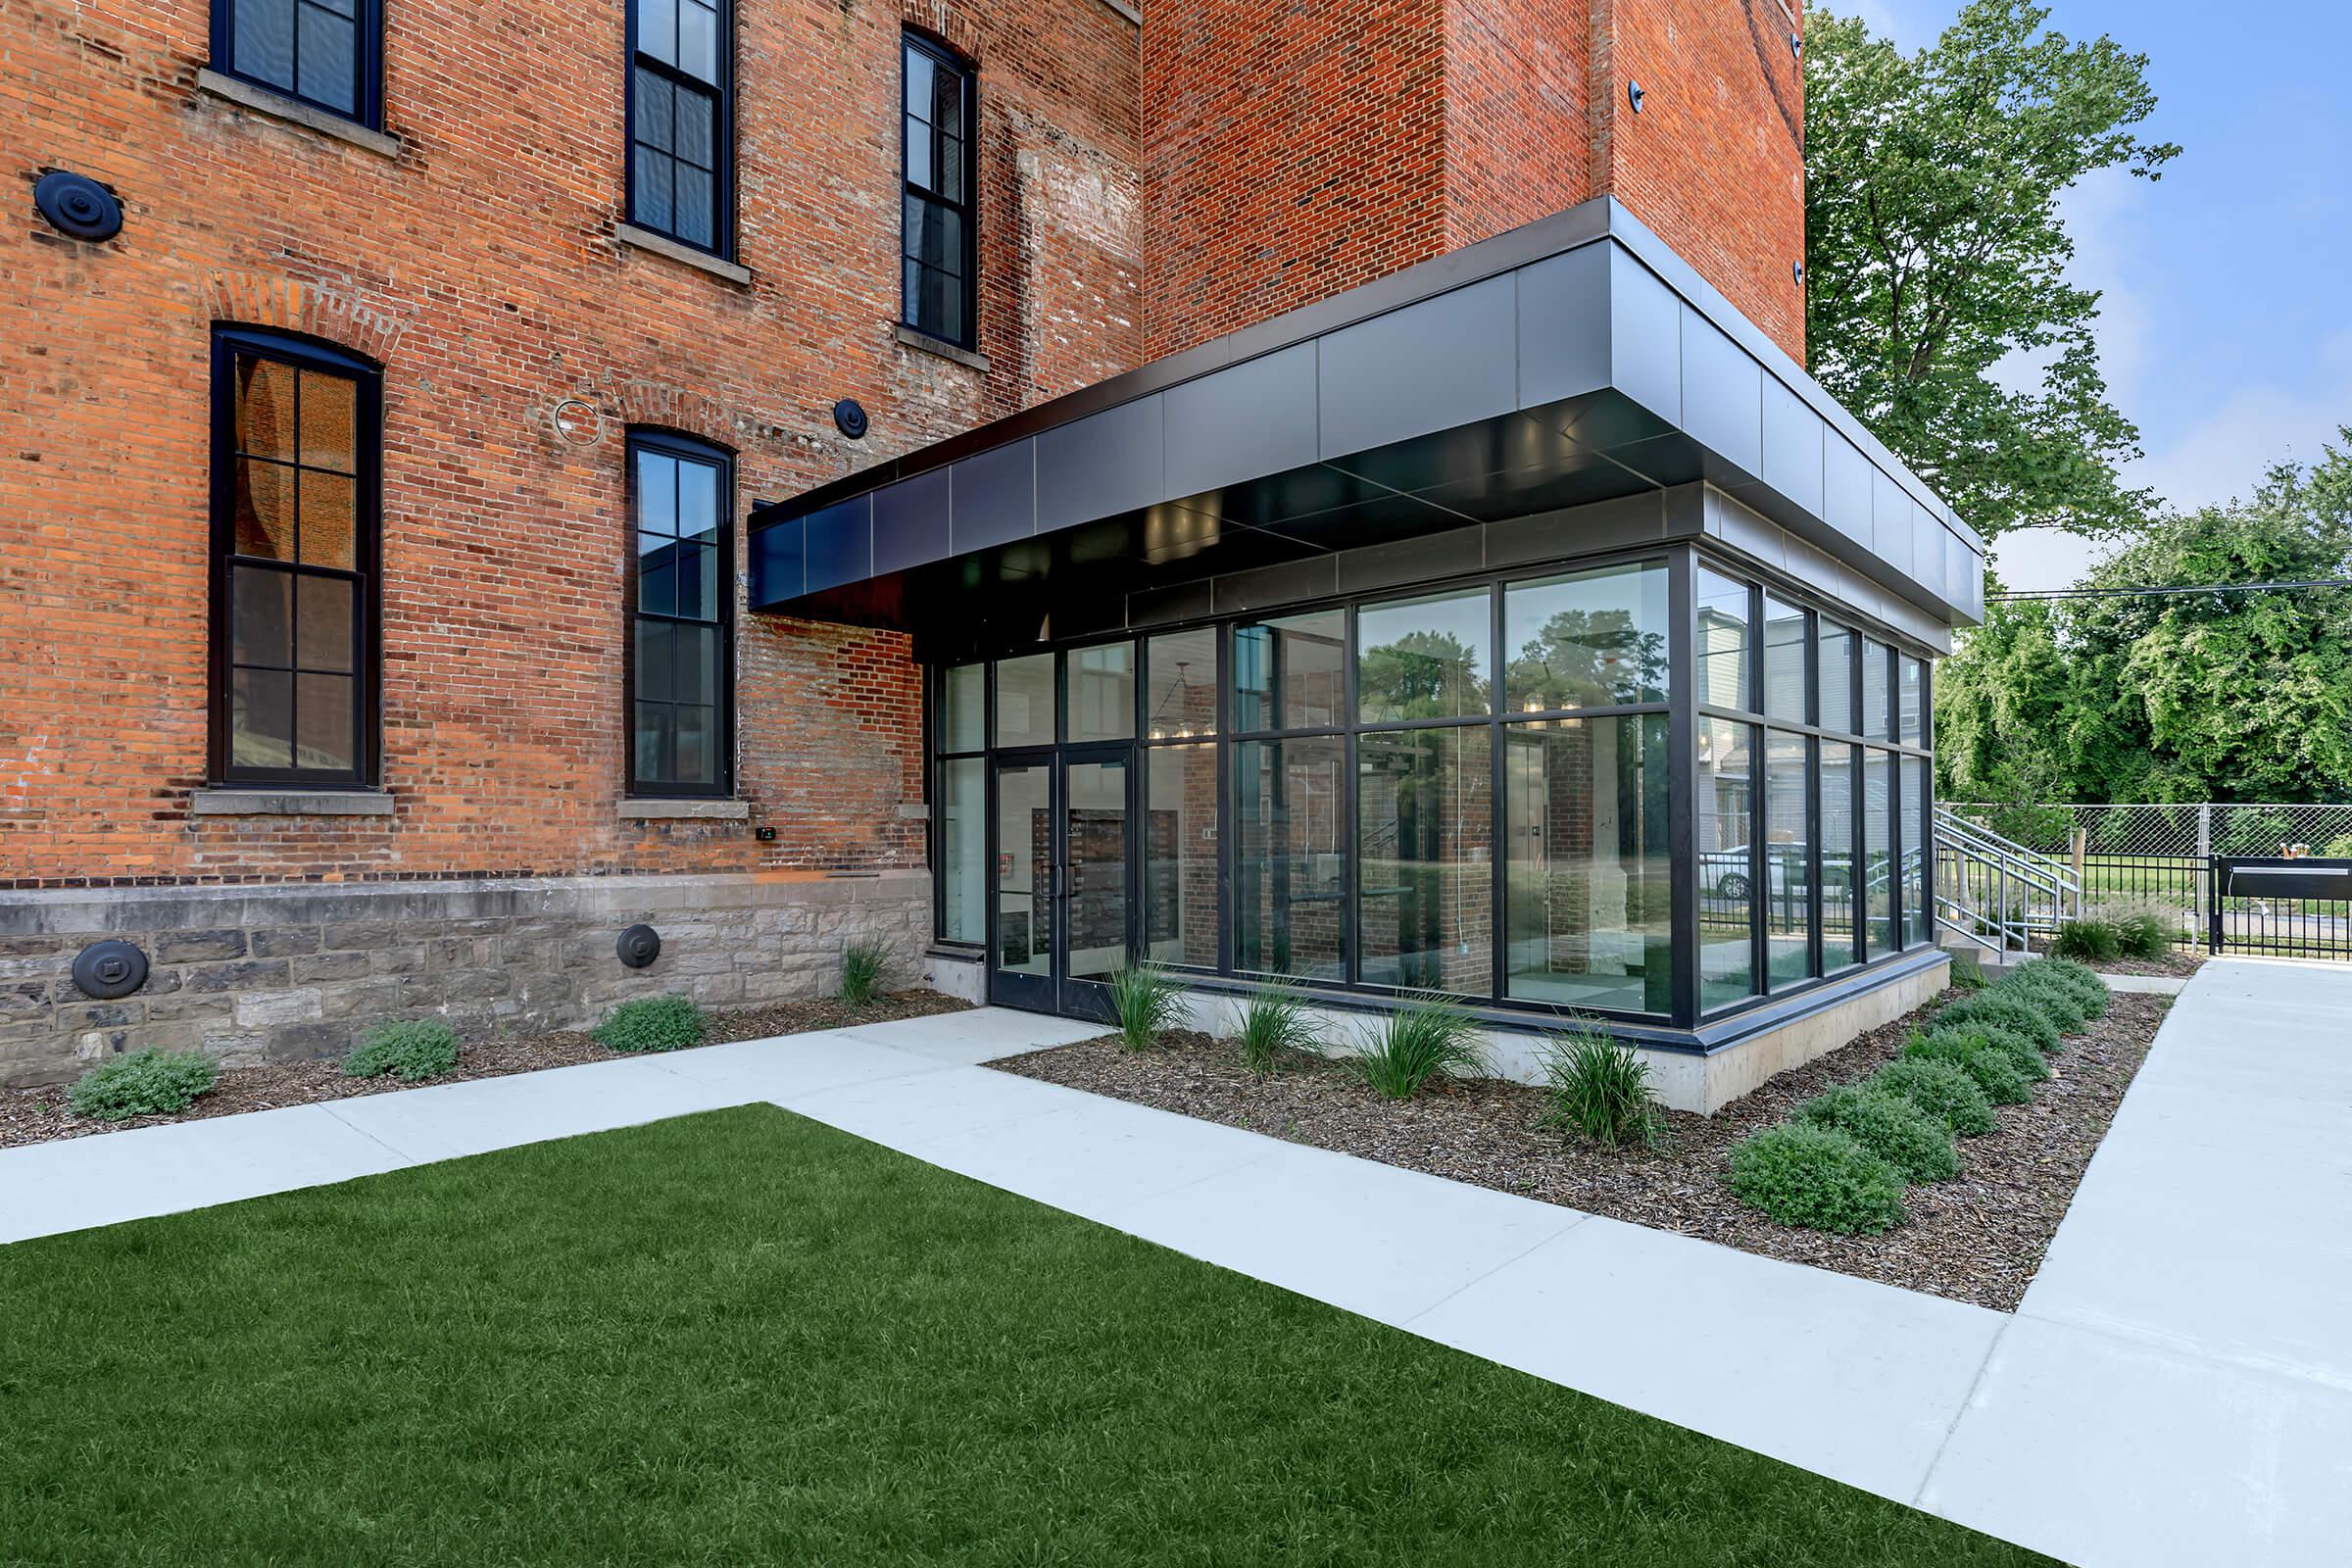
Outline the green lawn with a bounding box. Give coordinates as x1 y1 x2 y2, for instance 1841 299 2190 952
0 1105 2044 1565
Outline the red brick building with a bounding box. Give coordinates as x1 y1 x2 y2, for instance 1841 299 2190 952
1 0 1982 1106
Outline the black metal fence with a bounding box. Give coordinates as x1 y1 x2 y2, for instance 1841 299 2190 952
2209 858 2352 962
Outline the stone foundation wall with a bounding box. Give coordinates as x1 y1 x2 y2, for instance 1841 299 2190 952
0 871 929 1087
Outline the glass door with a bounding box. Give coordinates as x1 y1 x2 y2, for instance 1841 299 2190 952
1058 748 1132 1019
991 758 1055 1013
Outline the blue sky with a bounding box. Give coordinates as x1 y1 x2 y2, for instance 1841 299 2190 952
1837 0 2352 588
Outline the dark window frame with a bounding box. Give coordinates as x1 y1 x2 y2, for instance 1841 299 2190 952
209 0 384 128
624 428 737 799
208 326 383 789
900 30 979 350
624 0 736 260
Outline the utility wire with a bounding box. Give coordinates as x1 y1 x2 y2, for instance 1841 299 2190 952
1987 578 2352 603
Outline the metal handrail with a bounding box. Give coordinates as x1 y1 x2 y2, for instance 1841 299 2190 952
1931 806 2082 956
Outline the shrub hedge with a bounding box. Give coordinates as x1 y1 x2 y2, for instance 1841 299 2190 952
1869 1057 1997 1136
1934 992 2061 1055
344 1019 462 1082
68 1049 219 1121
1793 1084 1959 1183
593 995 708 1054
1902 1029 2034 1104
1727 1124 1908 1234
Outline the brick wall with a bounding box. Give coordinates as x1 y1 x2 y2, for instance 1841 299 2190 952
0 0 1142 887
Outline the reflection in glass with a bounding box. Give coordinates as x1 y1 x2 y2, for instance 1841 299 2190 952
1763 596 1807 724
1357 726 1493 994
995 763 1051 975
995 653 1054 748
941 662 984 752
1818 620 1855 734
1063 759 1129 979
1898 656 1926 747
1696 566 1752 712
1698 717 1756 1008
940 758 984 943
1764 730 1814 985
1234 737 1346 981
1145 627 1218 739
1067 642 1135 742
1821 744 1859 969
1357 589 1490 722
1864 750 1894 954
1503 715 1672 1013
1233 609 1344 732
1903 755 1931 946
1501 560 1668 711
1862 640 1891 741
1146 744 1218 967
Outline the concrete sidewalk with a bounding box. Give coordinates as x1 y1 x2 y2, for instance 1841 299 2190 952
4 960 2347 1564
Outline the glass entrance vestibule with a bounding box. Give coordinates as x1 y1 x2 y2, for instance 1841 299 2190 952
928 544 1938 1032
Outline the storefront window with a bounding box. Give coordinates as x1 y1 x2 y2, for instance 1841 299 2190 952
1903 754 1931 946
1763 596 1807 724
1864 749 1895 953
995 652 1054 748
1503 714 1671 1013
1698 716 1756 1008
1233 608 1344 732
1233 737 1346 981
939 756 984 944
1821 743 1859 970
1145 743 1218 968
1357 588 1490 722
1695 566 1752 713
1501 560 1668 711
1764 730 1813 985
1145 628 1217 740
1356 725 1492 994
1818 620 1855 734
1067 641 1134 742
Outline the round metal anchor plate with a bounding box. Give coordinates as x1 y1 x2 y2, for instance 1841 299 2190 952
616 924 662 968
72 939 150 1000
34 172 123 243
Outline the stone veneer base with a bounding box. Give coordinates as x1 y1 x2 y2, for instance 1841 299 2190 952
0 871 929 1087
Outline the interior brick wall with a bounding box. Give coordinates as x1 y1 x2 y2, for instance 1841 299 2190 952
0 0 1143 887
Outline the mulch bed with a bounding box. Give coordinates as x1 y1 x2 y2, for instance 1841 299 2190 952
2024 939 2205 979
993 989 2171 1312
0 990 968 1152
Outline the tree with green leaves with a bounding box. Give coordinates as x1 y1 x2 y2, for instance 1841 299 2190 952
1805 2 2178 540
1937 430 2352 807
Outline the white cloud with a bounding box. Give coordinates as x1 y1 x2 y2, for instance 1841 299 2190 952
2125 330 2352 514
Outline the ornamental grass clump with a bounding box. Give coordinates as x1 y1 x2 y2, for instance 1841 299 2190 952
1935 991 2062 1056
1348 994 1486 1100
840 938 892 1007
1232 983 1322 1076
1727 1123 1907 1234
67 1049 220 1121
1870 1057 1997 1137
593 995 708 1054
343 1019 461 1083
1902 1028 2033 1105
1536 1015 1661 1150
2052 916 2122 963
1793 1083 1959 1183
2091 898 2177 961
1107 963 1187 1053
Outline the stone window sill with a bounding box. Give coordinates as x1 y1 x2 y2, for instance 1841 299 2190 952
194 70 402 160
619 798 752 820
191 788 395 816
615 223 754 286
894 323 991 372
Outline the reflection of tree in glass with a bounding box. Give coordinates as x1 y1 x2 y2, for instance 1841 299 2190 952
1509 609 1666 710
1359 630 1489 720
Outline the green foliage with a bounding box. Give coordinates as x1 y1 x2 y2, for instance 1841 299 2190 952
1356 629 1490 721
1805 2 2177 542
1996 968 2091 1032
1348 994 1486 1100
1902 1029 2034 1105
344 1019 461 1083
1794 1084 1960 1183
1232 984 1323 1076
593 995 708 1054
1948 1023 2052 1084
840 938 892 1007
1871 1058 1999 1137
1107 963 1187 1053
68 1049 219 1121
1936 991 2062 1054
1536 1016 1661 1150
2053 916 2122 963
2014 956 2111 1018
2089 900 2176 961
1728 1124 1908 1235
1946 951 1988 991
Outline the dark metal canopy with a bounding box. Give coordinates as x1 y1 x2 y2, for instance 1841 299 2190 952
749 197 1983 655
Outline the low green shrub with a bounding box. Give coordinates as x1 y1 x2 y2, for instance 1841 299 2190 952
1107 963 1187 1052
1935 991 2062 1055
1947 1022 2051 1082
1727 1124 1907 1234
1793 1084 1958 1182
1997 968 2091 1032
593 995 708 1054
1536 1016 1660 1149
840 938 892 1007
68 1049 220 1121
1348 994 1486 1100
1946 952 1987 991
1232 984 1322 1076
2053 917 2122 963
344 1019 461 1082
1901 1029 2033 1105
1870 1057 1997 1136
2112 909 2174 960
2013 956 2109 1019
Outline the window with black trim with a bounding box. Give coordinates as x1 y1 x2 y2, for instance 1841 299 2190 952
627 431 733 796
628 0 731 256
211 328 379 786
902 33 976 346
211 0 382 125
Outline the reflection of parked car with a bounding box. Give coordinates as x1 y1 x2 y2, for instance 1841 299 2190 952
1701 843 1861 901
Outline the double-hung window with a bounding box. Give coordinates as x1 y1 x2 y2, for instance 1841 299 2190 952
628 0 731 256
902 33 976 346
628 432 733 796
211 329 379 786
212 0 382 125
